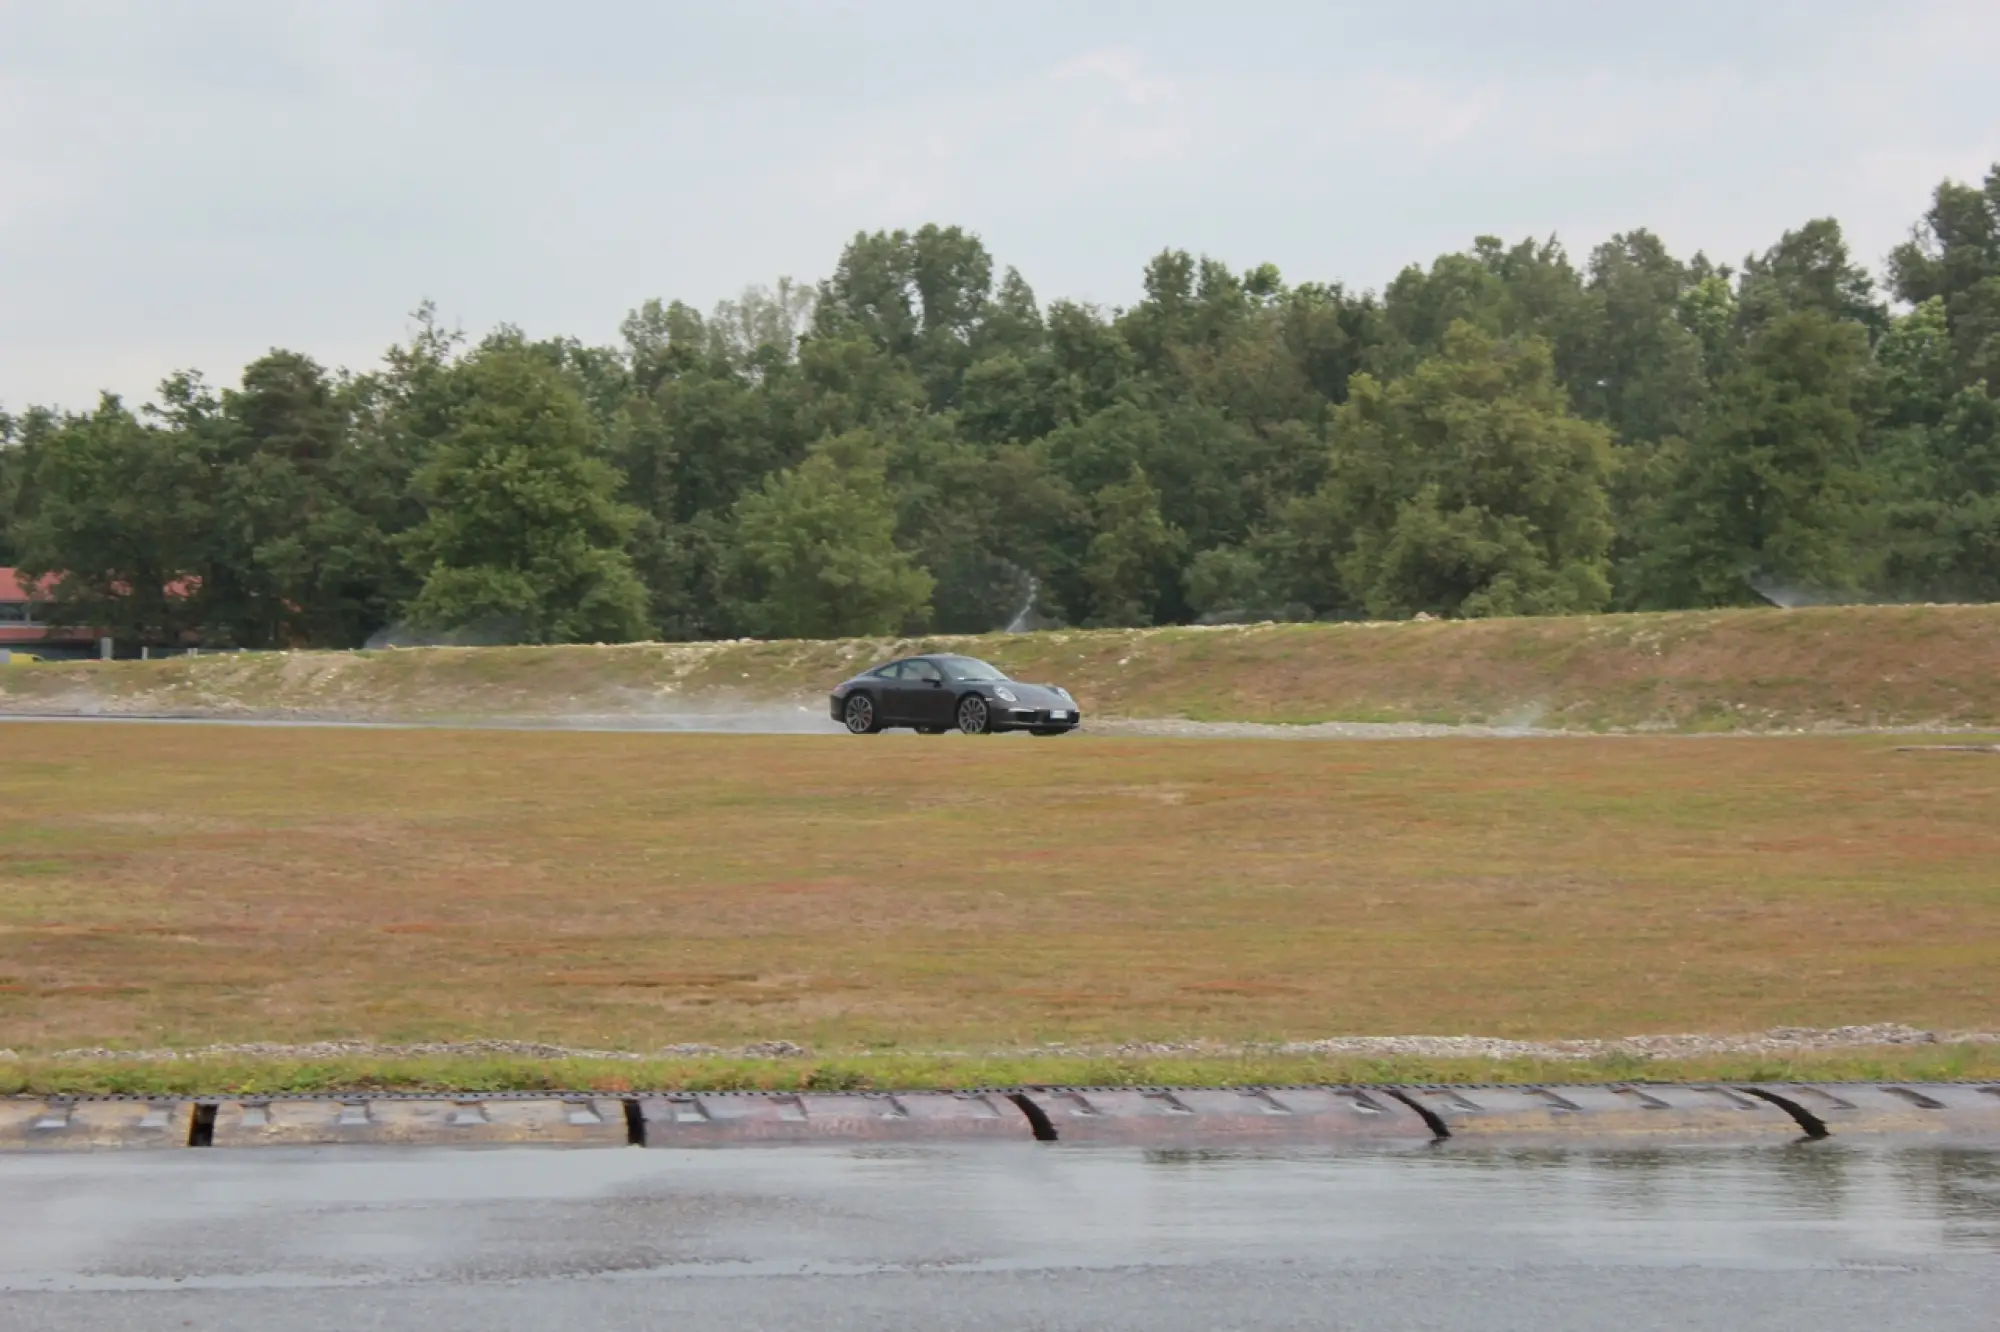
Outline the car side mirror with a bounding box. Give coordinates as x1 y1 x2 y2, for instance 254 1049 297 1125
927 678 942 687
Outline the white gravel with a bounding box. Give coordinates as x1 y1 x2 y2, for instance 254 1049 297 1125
1053 1023 1997 1061
7 1025 1991 1065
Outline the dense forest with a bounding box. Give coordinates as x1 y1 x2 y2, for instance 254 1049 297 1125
2 168 1997 649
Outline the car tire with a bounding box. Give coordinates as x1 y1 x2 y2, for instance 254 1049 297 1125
956 695 991 735
843 693 882 735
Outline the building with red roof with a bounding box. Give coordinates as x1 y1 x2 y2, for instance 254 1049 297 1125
0 567 102 658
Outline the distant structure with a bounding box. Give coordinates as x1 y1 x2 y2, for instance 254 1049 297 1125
0 568 100 660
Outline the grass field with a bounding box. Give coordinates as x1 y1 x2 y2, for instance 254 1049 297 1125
2 722 1996 1092
6 603 2000 732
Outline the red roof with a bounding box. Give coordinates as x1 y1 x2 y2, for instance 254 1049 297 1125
0 567 199 601
1 567 211 648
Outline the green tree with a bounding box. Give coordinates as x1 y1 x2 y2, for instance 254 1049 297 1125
1184 544 1279 619
1371 237 1594 391
0 409 27 565
1871 299 2000 598
22 186 2000 637
710 278 818 366
815 224 997 410
186 351 410 649
1278 280 1378 408
979 267 1046 359
787 333 926 442
402 349 649 643
959 352 1064 447
1737 219 1887 338
13 396 207 647
1676 258 1741 385
1576 231 1710 444
1043 300 1138 422
1082 465 1187 625
1573 233 1718 608
1647 311 1875 604
1292 322 1616 618
331 304 473 641
1890 166 2000 388
730 431 934 638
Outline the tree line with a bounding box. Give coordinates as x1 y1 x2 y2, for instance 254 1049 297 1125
2 167 1996 649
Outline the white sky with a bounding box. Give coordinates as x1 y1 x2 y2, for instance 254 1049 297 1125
4 0 1997 410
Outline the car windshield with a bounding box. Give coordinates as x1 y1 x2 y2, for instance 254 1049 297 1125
937 656 1010 682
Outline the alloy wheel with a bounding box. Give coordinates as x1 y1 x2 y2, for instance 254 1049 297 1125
957 695 990 735
844 694 877 734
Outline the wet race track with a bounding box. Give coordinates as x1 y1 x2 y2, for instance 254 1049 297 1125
3 1142 1997 1330
0 710 1583 738
0 708 852 735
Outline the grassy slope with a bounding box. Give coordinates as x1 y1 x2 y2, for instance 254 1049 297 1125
5 604 2000 731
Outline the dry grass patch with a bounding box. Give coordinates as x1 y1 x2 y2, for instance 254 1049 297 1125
0 724 1995 1057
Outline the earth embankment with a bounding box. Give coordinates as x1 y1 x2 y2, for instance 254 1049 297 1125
4 604 1998 732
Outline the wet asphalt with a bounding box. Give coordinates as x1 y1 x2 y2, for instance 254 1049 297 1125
0 709 849 735
3 1141 1996 1329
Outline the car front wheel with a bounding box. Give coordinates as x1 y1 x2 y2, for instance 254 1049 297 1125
956 695 991 735
844 693 881 735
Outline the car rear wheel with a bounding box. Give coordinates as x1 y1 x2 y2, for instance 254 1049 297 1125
956 695 991 735
844 693 881 735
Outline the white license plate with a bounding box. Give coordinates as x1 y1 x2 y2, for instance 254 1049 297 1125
1047 710 1069 720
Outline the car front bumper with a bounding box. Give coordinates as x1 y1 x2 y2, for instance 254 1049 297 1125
991 704 1082 731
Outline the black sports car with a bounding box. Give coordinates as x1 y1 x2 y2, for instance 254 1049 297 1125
829 654 1082 736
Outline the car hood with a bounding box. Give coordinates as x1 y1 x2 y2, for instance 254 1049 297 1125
986 681 1075 708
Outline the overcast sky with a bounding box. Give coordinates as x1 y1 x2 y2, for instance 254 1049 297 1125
4 0 1997 411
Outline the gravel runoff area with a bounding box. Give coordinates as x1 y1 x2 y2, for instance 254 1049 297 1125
10 1024 1994 1066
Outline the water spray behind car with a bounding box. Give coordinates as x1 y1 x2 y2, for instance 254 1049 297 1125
1004 577 1041 634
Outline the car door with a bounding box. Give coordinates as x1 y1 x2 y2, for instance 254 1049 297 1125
868 661 911 723
901 659 952 727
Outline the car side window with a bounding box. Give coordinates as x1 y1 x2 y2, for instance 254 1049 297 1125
871 662 905 679
906 660 943 683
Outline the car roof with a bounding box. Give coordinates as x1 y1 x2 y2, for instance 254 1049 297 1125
866 653 988 672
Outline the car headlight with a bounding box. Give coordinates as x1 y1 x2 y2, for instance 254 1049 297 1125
1054 686 1072 701
994 687 1018 703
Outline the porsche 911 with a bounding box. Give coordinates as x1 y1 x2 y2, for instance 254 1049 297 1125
828 654 1081 736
